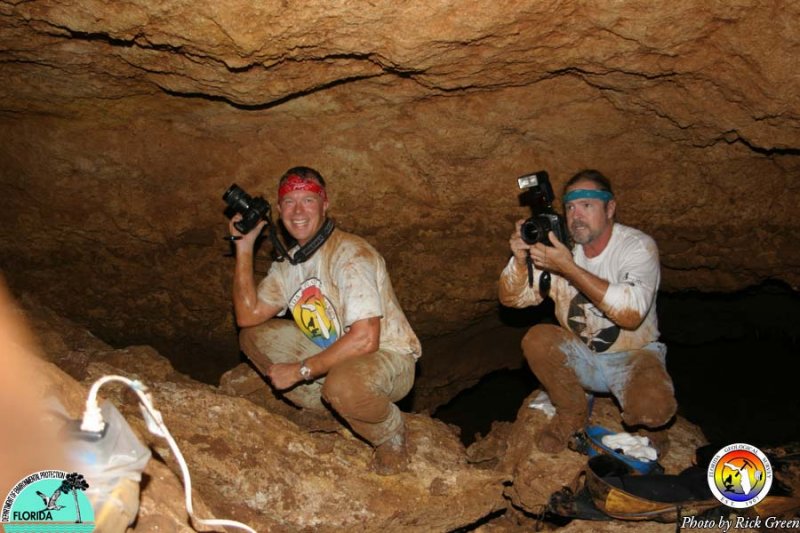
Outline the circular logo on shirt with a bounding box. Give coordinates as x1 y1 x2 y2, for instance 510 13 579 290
288 278 340 348
567 292 619 352
707 443 772 508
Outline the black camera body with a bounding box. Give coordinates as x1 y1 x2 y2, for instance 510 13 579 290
517 171 569 247
223 184 271 234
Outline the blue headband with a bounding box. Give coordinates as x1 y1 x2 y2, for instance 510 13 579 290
562 189 614 203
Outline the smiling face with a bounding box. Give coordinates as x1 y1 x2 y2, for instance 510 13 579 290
564 179 616 249
277 186 328 245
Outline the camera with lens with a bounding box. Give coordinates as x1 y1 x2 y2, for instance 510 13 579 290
223 184 271 234
517 171 569 247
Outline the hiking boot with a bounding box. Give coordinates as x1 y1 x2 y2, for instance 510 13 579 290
372 430 409 476
536 413 586 454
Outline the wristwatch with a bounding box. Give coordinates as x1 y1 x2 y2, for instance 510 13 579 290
299 360 313 382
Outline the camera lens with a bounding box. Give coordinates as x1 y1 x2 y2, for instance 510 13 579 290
521 218 547 245
223 184 251 212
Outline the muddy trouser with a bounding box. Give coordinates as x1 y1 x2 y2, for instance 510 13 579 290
522 324 677 428
240 320 416 446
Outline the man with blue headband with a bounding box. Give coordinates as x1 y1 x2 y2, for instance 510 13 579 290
499 169 677 456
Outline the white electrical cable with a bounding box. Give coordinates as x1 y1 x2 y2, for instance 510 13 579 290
81 375 257 533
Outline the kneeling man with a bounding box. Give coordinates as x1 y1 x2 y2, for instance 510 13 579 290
499 169 677 454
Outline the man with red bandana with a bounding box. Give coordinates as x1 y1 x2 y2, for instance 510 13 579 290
229 166 421 475
499 169 677 456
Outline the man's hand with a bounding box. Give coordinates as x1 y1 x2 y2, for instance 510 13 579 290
266 362 303 390
509 219 535 266
528 231 575 275
228 214 267 251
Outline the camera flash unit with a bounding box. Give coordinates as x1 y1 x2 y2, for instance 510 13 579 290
517 171 549 190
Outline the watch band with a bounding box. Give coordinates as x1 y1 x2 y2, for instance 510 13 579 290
299 360 313 382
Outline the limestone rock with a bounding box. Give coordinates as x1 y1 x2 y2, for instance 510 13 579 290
22 295 507 532
471 391 707 515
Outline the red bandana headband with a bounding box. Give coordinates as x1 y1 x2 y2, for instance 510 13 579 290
278 174 327 201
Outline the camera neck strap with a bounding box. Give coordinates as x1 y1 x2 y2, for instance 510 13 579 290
524 251 552 296
269 218 336 265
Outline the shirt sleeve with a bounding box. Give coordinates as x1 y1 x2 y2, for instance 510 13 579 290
599 234 660 327
498 256 546 308
337 254 384 328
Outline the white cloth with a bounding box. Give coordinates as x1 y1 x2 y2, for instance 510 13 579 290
601 432 658 461
528 390 556 418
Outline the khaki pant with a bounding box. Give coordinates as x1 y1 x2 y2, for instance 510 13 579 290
240 320 416 446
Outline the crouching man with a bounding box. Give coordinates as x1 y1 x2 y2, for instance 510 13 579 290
499 169 677 455
229 166 421 475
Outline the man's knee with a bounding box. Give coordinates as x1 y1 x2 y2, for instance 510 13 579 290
240 320 310 368
622 377 677 428
239 327 258 356
239 326 273 373
623 397 677 428
322 366 387 421
522 324 569 365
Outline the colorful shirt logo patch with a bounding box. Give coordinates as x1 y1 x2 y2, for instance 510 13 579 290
289 278 341 348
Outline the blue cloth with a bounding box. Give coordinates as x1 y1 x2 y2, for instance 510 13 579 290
562 189 614 203
584 425 661 474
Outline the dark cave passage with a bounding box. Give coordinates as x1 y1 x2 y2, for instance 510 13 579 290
433 281 800 448
433 367 537 446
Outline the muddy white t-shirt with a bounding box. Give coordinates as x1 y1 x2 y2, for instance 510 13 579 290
256 229 421 358
499 223 660 353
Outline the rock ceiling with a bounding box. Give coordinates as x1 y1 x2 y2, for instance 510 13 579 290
1 0 798 378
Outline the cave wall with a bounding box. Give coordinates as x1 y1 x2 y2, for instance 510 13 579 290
1 0 799 381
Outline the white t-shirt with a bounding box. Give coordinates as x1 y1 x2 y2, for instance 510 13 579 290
257 229 421 358
499 223 660 353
